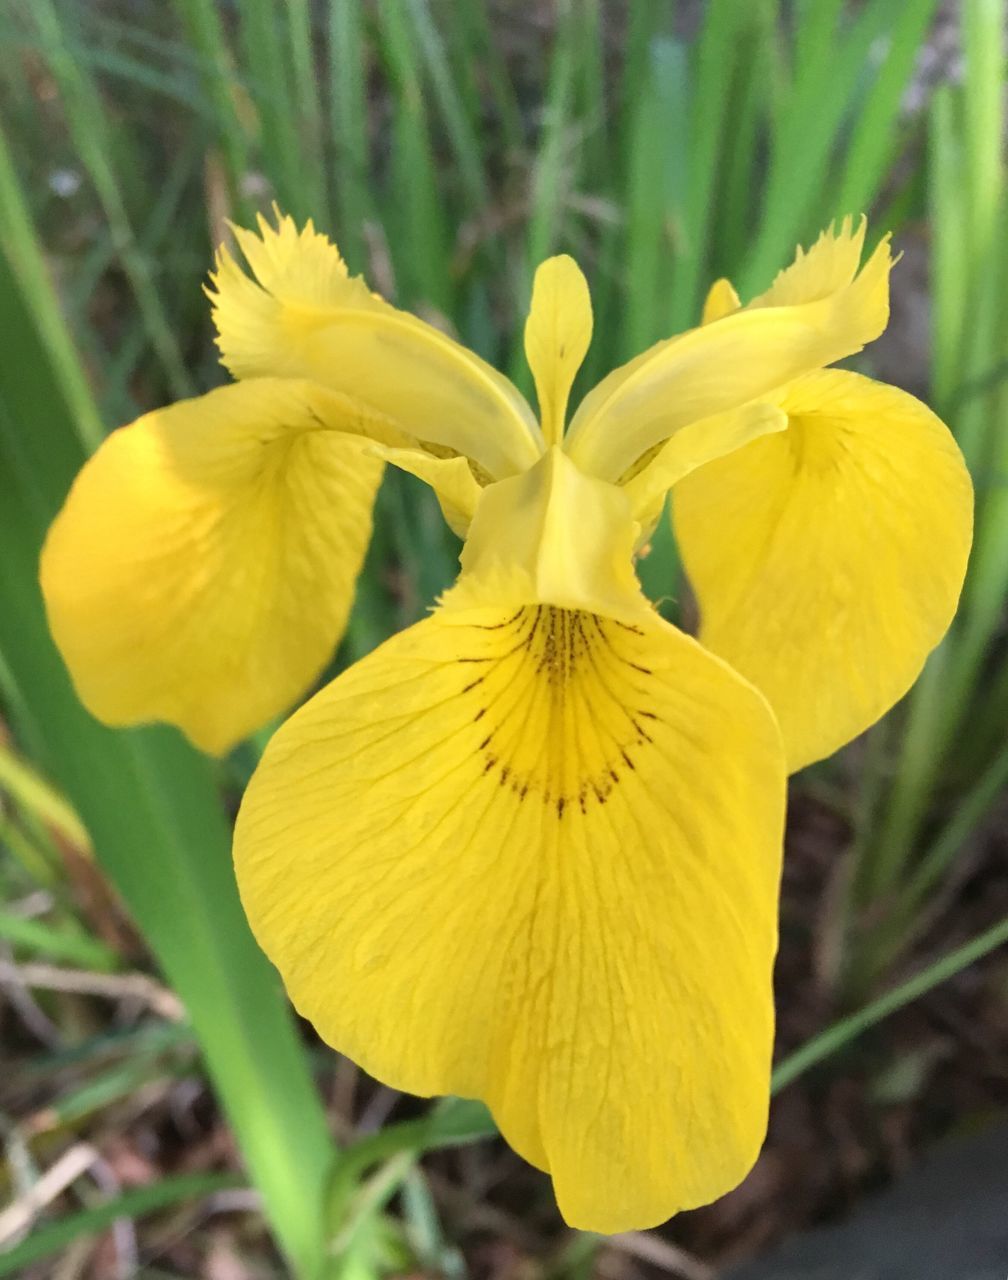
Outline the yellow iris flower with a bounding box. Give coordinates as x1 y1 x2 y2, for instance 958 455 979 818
40 212 972 1231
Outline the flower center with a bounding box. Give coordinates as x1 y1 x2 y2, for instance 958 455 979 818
458 606 659 818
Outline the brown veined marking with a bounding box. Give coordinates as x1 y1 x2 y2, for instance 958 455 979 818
458 607 660 818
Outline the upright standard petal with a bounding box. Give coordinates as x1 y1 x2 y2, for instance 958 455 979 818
523 255 593 445
234 594 786 1231
564 218 891 482
209 211 543 478
40 379 384 755
701 277 741 324
673 368 974 771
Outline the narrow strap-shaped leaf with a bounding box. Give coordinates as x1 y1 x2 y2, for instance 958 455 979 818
172 0 255 221
832 0 941 220
771 913 1008 1091
327 0 372 271
27 0 193 399
0 1173 243 1277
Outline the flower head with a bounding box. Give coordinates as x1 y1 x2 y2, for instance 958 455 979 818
39 212 972 1230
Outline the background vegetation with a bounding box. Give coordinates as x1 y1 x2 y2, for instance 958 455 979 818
1 1 1007 1276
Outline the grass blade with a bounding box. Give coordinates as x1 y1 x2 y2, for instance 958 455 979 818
525 8 578 274
0 1173 243 1277
833 0 940 218
0 911 120 971
0 124 103 452
620 35 686 361
772 912 1008 1091
237 0 322 221
714 0 778 275
172 0 254 221
26 0 193 400
376 0 452 311
286 0 330 225
327 0 372 269
402 0 491 213
739 0 892 294
669 0 749 331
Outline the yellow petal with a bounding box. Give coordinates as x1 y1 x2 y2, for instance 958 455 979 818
621 400 788 528
701 277 741 324
450 447 644 621
674 369 974 771
370 445 483 538
234 599 785 1231
209 211 542 479
753 215 879 309
524 255 593 446
40 379 383 755
565 218 892 482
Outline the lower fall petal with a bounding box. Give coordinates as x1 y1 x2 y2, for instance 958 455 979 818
40 378 382 754
233 600 786 1231
673 368 973 771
